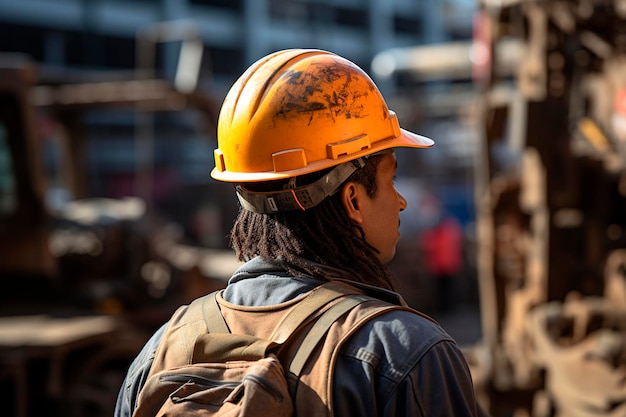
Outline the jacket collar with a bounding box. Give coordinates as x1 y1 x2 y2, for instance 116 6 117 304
226 257 404 307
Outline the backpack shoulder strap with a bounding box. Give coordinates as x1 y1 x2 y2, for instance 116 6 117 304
146 292 222 377
287 291 424 417
200 291 229 333
205 280 367 341
266 280 367 343
287 293 374 377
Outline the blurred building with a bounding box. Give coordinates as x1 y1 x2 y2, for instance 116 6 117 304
0 0 473 96
0 0 476 249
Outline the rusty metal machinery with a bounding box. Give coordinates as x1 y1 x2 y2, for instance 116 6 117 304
0 54 239 417
471 1 626 416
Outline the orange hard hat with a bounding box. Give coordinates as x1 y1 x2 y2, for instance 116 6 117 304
211 49 433 184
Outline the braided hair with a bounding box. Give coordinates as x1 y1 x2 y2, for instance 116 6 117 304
229 154 396 290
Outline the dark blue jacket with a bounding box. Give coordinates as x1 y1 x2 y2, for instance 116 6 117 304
115 257 485 417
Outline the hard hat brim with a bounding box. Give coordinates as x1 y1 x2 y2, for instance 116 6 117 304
211 129 434 183
397 128 435 148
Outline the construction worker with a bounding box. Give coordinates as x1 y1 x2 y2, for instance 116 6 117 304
115 49 486 417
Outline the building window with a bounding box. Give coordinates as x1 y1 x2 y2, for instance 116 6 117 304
190 0 243 11
394 16 422 36
335 6 367 29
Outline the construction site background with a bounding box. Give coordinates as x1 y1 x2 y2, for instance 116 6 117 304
2 1 626 416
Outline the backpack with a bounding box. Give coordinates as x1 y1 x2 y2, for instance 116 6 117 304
131 280 414 417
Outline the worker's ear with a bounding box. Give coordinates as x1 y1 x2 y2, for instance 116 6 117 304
340 181 364 224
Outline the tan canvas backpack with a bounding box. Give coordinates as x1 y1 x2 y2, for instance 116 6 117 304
132 280 414 417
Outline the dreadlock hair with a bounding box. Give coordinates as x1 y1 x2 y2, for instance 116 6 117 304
229 154 397 291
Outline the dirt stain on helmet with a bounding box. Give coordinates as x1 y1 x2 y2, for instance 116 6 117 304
273 64 369 124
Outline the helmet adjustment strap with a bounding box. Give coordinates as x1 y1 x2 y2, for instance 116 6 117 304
235 158 366 213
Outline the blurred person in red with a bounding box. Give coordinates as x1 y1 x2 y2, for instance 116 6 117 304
419 213 464 313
